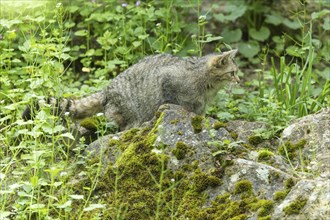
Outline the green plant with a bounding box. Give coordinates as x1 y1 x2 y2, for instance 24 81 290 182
1 0 329 219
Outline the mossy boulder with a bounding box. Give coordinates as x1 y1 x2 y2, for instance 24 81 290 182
76 105 330 219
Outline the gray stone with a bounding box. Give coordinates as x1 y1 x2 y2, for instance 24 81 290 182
282 108 330 178
84 105 330 218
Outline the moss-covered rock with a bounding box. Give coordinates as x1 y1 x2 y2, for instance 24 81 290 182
274 190 289 201
191 115 203 133
234 180 253 195
283 196 308 215
172 141 189 160
213 121 227 130
248 135 264 146
257 149 274 162
191 170 222 192
77 105 330 219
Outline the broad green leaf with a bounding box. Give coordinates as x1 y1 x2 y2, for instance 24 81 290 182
0 19 22 28
286 46 302 58
311 9 330 20
60 132 75 140
205 35 223 42
249 26 270 41
323 17 330 30
83 204 105 211
265 12 283 25
85 49 95 56
217 112 235 121
238 41 260 58
0 173 5 180
272 36 285 52
65 21 75 28
58 201 72 209
30 204 45 209
132 41 142 48
75 30 88 36
231 88 245 95
200 35 223 43
222 29 242 43
0 211 12 218
214 4 246 22
69 194 84 200
283 18 301 30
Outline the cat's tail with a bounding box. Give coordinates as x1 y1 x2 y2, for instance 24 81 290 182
22 91 106 120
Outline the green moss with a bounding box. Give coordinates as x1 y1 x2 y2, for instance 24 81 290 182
191 115 203 133
123 189 156 219
241 143 254 150
191 170 222 193
177 130 183 135
145 133 157 147
120 128 140 143
230 132 238 140
234 180 253 195
218 201 241 219
209 189 275 220
229 214 247 220
278 141 297 160
248 135 263 145
284 178 296 189
295 139 307 148
80 117 99 131
257 149 274 161
274 190 289 201
213 121 227 130
251 200 274 217
172 141 189 160
283 196 308 215
76 105 282 219
170 119 180 124
258 216 271 220
214 193 231 204
108 138 120 147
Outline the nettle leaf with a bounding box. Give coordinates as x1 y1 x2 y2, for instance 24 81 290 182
222 28 242 43
238 41 260 58
249 26 270 42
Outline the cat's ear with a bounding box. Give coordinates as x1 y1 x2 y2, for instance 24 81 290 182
207 49 238 69
219 49 237 63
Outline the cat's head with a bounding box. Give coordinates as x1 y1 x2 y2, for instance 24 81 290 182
207 49 240 83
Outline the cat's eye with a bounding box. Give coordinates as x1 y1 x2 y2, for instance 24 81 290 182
220 59 228 66
230 71 235 76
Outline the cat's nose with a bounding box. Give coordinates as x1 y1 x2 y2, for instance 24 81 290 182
235 75 240 83
232 74 240 84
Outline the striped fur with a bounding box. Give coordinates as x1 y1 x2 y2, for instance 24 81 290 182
23 50 239 130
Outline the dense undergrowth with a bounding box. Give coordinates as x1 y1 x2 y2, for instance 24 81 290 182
0 0 329 219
